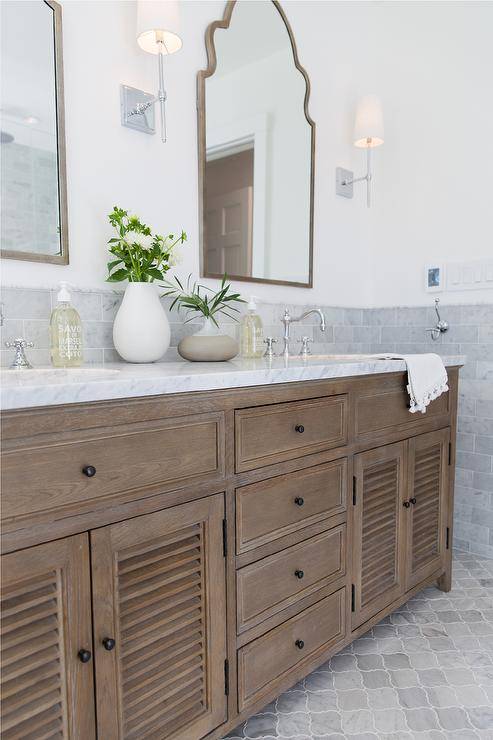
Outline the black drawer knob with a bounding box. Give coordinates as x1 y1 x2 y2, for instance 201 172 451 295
295 424 305 434
82 465 96 478
410 497 417 505
78 648 92 663
294 497 304 507
295 639 305 649
403 500 411 508
102 637 116 651
295 570 304 579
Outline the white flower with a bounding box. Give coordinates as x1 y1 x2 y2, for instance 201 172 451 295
167 249 183 267
125 230 154 250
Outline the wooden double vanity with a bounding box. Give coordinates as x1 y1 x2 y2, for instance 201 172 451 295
0 364 460 739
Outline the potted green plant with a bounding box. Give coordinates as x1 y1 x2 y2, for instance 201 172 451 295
161 274 245 361
106 206 186 363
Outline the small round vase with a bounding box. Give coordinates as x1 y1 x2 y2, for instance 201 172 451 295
113 282 170 363
178 318 238 362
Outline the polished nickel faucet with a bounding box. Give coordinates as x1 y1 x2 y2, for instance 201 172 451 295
5 338 34 369
281 308 326 358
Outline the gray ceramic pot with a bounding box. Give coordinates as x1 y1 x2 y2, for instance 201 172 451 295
178 318 238 362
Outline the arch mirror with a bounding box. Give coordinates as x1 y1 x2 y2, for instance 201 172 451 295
198 0 314 287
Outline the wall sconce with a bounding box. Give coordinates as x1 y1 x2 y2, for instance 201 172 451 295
336 95 384 207
121 1 182 142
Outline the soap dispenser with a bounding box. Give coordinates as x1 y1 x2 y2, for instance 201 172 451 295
50 282 83 367
240 296 264 358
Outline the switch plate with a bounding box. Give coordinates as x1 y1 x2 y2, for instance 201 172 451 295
445 260 493 291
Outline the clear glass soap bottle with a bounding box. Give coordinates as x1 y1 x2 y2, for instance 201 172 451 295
50 282 83 367
240 296 264 358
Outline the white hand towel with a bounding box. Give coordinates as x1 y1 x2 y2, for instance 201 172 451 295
373 353 449 414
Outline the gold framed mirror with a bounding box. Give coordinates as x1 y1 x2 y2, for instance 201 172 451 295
1 0 69 265
198 0 314 288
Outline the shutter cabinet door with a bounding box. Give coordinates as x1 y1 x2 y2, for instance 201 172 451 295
352 442 407 629
91 495 227 740
0 534 95 739
406 429 449 589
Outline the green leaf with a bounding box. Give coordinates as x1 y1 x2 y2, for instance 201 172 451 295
106 268 128 282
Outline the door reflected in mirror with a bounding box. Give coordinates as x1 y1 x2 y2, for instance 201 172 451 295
198 0 314 287
0 0 68 264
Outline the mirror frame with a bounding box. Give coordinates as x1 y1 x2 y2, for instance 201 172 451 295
197 0 315 288
1 0 69 265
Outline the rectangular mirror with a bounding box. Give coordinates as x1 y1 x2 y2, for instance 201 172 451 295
198 0 314 288
1 0 68 264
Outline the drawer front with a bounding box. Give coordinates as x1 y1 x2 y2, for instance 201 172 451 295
238 589 345 710
236 459 347 554
237 526 346 633
355 378 450 440
235 395 348 472
2 412 224 523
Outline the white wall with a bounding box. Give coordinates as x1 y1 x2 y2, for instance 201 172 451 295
2 1 492 308
370 1 493 307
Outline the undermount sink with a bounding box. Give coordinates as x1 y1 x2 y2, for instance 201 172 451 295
301 354 375 361
2 367 121 383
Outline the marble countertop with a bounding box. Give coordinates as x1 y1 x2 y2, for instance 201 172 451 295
0 354 465 411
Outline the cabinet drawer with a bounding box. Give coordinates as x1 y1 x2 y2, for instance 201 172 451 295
238 589 345 710
235 395 347 472
355 376 450 441
236 459 347 554
237 526 345 633
1 412 224 522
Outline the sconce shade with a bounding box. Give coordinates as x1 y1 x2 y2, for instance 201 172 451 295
353 94 384 148
137 1 182 55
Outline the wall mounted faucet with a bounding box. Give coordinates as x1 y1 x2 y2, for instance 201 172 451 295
426 298 449 341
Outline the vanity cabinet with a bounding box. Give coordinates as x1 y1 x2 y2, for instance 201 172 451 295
351 430 450 629
0 368 459 740
91 496 227 740
0 535 95 739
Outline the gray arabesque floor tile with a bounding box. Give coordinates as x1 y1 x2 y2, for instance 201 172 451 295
224 551 493 739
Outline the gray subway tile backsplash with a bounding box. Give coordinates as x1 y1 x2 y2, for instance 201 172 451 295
1 285 492 560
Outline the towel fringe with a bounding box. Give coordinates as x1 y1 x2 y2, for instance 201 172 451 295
407 380 449 414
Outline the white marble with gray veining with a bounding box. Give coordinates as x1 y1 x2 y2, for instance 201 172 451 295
0 354 464 411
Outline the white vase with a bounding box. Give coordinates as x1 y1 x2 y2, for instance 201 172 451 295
178 317 238 362
113 282 170 363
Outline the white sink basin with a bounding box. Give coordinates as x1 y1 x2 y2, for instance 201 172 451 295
2 367 121 384
301 354 374 361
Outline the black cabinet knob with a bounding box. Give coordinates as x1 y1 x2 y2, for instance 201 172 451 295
82 465 96 478
294 497 304 507
295 639 305 649
410 497 417 505
295 424 305 434
78 649 92 663
102 637 116 651
295 570 304 579
403 500 411 508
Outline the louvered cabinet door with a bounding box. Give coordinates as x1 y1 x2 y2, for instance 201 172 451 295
352 442 407 629
91 494 227 740
0 534 95 739
406 429 449 589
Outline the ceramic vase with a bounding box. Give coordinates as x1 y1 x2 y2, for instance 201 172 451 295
178 317 238 362
113 282 170 363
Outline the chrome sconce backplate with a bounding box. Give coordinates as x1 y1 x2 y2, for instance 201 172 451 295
336 167 354 199
120 84 155 135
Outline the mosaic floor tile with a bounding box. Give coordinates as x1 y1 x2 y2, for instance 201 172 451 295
224 552 493 739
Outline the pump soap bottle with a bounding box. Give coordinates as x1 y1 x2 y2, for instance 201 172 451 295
240 296 264 358
50 282 83 367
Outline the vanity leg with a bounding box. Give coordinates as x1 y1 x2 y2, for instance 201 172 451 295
437 566 452 592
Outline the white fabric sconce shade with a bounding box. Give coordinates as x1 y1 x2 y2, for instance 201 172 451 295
137 1 182 55
353 94 384 148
